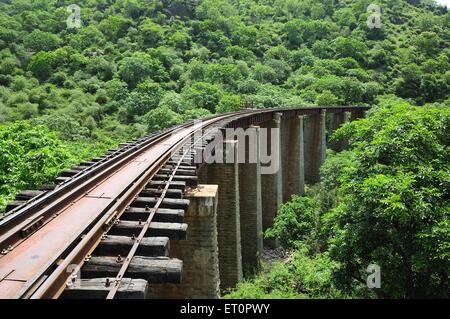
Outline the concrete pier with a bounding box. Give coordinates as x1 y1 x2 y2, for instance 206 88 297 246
237 126 263 272
202 140 243 291
281 115 305 202
260 113 282 248
304 110 326 184
147 185 220 298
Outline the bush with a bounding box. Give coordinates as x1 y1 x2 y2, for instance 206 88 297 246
265 196 318 249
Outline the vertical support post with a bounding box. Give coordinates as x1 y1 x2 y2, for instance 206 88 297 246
304 109 327 184
329 111 350 151
298 115 305 196
281 115 306 203
260 113 282 248
238 126 263 273
147 185 220 299
205 140 243 291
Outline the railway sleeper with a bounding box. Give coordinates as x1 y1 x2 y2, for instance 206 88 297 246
140 188 183 199
79 161 96 166
55 176 71 184
82 256 182 284
59 169 82 178
109 221 187 240
15 190 44 201
158 168 197 176
122 207 184 223
40 184 55 191
167 160 193 166
132 197 190 210
95 235 169 257
148 181 186 191
170 157 194 163
5 200 27 212
163 164 197 171
152 175 198 187
62 278 148 299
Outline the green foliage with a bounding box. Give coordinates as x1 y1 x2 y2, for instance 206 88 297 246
226 243 346 299
23 30 61 52
329 100 450 298
265 196 319 249
142 106 182 132
0 122 71 211
216 94 241 114
119 52 167 88
182 82 223 112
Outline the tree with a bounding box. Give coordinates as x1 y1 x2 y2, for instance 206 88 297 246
266 196 318 249
182 108 212 121
216 94 241 113
0 121 72 199
415 32 441 56
139 18 165 48
316 90 339 106
105 79 129 101
169 31 192 51
395 64 422 99
119 52 167 88
330 101 450 298
181 82 223 112
123 81 163 121
28 51 55 80
333 36 368 63
142 106 182 132
98 15 132 41
23 30 61 52
86 57 116 81
159 91 185 113
204 63 243 89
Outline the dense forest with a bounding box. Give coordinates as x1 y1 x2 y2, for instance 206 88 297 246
0 0 448 298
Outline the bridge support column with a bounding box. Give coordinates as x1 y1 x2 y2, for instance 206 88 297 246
304 110 326 184
204 140 243 291
147 185 220 299
329 112 350 152
261 113 282 248
281 115 305 202
351 109 366 121
238 126 263 273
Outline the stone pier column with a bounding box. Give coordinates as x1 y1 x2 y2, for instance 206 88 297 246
204 140 243 291
147 185 220 299
304 110 326 184
281 115 305 203
351 109 365 121
260 113 282 248
329 112 350 152
238 126 263 273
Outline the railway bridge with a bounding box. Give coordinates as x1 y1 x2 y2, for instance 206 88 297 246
0 106 368 299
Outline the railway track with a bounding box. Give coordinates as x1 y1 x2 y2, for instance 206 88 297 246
0 107 368 299
0 112 245 299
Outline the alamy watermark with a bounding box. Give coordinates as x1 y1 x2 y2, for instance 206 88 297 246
367 4 382 29
173 121 281 175
366 264 381 289
67 4 82 29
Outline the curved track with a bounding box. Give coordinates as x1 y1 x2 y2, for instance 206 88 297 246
0 107 368 299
